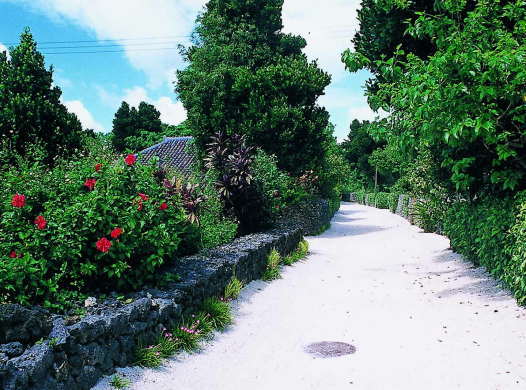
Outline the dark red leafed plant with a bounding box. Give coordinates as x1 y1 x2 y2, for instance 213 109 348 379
163 178 206 224
204 132 271 234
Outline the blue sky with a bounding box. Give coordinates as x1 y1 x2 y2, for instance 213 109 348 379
0 0 377 141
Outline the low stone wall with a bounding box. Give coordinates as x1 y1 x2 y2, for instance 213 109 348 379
347 192 417 223
278 198 336 236
0 199 334 390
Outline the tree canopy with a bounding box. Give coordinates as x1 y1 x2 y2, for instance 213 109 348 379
111 101 176 152
343 0 526 195
176 0 332 176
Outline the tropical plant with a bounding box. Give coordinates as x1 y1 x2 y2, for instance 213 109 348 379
0 146 199 309
205 132 271 234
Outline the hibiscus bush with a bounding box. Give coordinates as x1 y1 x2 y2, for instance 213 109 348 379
0 142 200 309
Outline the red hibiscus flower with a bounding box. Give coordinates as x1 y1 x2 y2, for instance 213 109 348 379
124 154 137 166
34 215 47 230
110 227 123 239
137 200 144 211
84 178 97 191
159 202 168 210
9 251 17 258
96 237 112 253
11 194 26 208
138 193 149 201
95 163 103 172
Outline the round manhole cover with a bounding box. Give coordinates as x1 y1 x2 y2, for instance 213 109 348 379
305 341 356 358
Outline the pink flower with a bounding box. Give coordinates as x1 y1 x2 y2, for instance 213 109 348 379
95 163 103 172
124 154 137 166
159 202 168 210
11 194 26 208
9 251 17 258
34 215 47 230
96 237 112 253
138 193 149 201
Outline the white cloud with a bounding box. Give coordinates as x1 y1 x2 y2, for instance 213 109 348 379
64 100 105 131
0 42 10 59
20 0 206 88
282 0 360 81
97 86 187 126
348 102 388 123
21 0 359 84
19 0 363 131
156 96 187 124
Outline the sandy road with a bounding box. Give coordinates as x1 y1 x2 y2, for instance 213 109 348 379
94 202 526 390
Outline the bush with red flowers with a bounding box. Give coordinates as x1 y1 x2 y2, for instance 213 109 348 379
0 144 202 309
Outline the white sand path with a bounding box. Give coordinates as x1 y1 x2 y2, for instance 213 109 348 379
93 202 526 390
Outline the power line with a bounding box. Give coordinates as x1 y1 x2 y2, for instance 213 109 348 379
3 35 191 46
39 41 183 50
42 47 180 55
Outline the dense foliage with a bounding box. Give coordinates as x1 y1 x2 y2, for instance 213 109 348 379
176 0 332 176
0 29 86 164
345 0 526 195
0 3 346 310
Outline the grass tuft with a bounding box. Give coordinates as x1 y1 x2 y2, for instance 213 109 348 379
172 317 203 352
201 297 233 331
134 297 233 368
224 276 244 300
109 374 131 389
262 249 282 281
283 239 309 265
135 342 163 368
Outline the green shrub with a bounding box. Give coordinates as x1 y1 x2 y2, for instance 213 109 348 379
0 149 199 309
506 193 526 304
252 150 311 218
109 375 131 389
443 194 526 302
135 297 233 368
192 170 238 248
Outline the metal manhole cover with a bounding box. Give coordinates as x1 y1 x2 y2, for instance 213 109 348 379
305 341 356 358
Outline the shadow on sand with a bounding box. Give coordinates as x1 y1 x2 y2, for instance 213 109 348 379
430 249 512 302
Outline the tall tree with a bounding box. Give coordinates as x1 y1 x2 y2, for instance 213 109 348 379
112 101 165 152
176 0 331 176
111 102 135 152
0 28 84 163
136 101 162 134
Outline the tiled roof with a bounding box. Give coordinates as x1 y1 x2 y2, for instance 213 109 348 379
140 136 195 172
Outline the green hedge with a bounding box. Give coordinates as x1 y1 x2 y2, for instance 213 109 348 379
444 192 526 304
353 191 399 213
